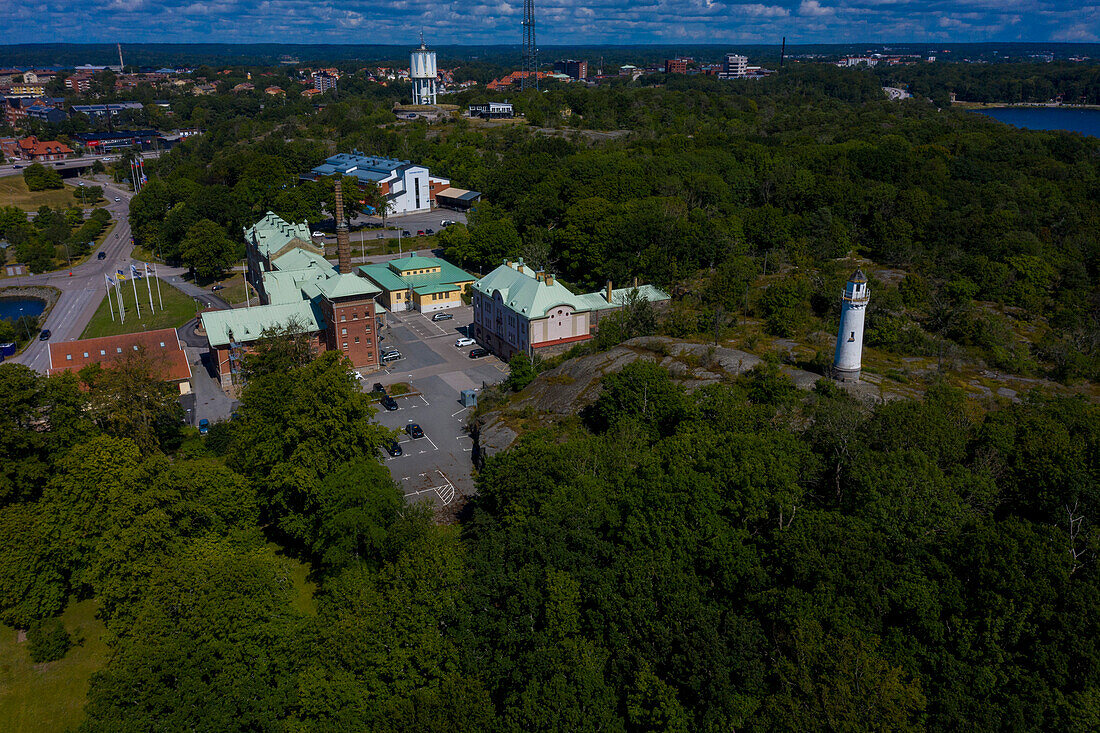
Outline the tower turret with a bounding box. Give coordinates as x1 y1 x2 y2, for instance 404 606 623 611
832 269 870 382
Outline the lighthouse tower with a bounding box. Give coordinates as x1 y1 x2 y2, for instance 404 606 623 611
832 269 870 382
410 34 438 106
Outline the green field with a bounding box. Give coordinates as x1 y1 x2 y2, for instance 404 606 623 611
0 599 107 732
0 176 75 211
80 277 200 339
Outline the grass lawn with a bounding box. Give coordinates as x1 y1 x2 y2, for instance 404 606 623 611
80 277 201 339
0 176 75 211
0 598 108 732
210 271 255 306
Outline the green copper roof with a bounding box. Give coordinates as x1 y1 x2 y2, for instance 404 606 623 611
272 248 331 272
473 262 591 318
413 282 460 295
201 302 323 347
317 272 381 299
359 263 410 292
245 211 314 258
389 255 442 273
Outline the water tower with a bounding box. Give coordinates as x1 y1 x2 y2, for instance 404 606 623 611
410 33 438 105
832 269 870 382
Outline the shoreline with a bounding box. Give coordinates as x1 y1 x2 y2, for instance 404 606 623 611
953 101 1100 111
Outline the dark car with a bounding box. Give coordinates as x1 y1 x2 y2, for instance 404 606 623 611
431 312 453 322
405 423 424 439
211 285 225 292
384 439 403 457
97 251 106 260
469 347 490 359
198 419 209 435
38 329 51 341
402 229 411 236
425 228 434 235
372 382 385 394
11 164 21 169
381 395 399 411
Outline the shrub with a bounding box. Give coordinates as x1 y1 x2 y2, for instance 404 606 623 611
28 616 72 663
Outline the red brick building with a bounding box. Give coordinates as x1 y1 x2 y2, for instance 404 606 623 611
47 328 194 394
0 135 73 161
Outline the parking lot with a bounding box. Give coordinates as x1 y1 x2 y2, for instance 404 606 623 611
367 304 507 510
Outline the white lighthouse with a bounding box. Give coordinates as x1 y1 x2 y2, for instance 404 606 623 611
833 269 870 381
410 34 438 106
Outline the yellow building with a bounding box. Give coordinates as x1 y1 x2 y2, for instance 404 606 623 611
359 255 475 313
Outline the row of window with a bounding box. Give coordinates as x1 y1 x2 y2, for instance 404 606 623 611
66 343 162 360
339 324 371 336
338 310 369 322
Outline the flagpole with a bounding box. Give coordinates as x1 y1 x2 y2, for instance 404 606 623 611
105 275 115 321
115 275 125 323
154 263 163 310
131 266 142 318
145 263 154 312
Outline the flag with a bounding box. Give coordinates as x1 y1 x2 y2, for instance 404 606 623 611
106 275 115 285
130 264 138 273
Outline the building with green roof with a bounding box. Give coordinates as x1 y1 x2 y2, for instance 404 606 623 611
202 212 385 391
358 253 476 313
471 259 669 360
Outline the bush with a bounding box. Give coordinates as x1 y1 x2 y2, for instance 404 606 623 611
23 163 64 191
28 616 72 663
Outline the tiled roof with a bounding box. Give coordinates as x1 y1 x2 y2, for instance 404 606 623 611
47 328 192 382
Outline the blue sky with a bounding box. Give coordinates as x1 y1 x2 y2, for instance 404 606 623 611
7 0 1099 45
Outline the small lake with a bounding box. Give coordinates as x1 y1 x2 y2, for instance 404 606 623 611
972 107 1100 138
0 297 45 323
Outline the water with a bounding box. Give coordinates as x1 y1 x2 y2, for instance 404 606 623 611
0 297 45 323
972 107 1100 138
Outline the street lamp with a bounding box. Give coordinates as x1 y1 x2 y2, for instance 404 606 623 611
16 307 31 341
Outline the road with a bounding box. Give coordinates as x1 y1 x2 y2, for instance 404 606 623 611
0 151 161 179
4 177 139 372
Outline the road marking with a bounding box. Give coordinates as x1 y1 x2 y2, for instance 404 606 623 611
419 395 430 406
451 407 468 418
425 435 439 451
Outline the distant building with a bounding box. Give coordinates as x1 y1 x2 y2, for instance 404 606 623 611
1 136 73 161
665 58 691 74
265 85 285 96
302 151 449 215
71 130 162 152
468 102 514 119
64 71 95 93
11 83 45 96
70 102 143 119
3 97 65 126
434 187 481 211
553 59 588 80
723 53 748 77
359 254 476 314
832 270 869 382
471 259 670 360
47 328 194 395
410 37 438 105
231 82 255 93
203 211 383 390
312 71 337 93
486 70 551 91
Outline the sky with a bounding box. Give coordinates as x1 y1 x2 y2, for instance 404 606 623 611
5 0 1100 45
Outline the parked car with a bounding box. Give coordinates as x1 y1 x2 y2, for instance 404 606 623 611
440 219 455 227
353 371 363 380
381 350 402 362
402 230 411 236
211 284 224 291
97 251 106 260
469 347 490 359
431 312 453 322
372 382 385 393
114 197 120 202
198 419 209 435
455 337 476 347
381 395 399 411
416 230 425 236
405 423 424 439
425 228 434 235
312 231 325 237
384 439 403 457
11 164 21 169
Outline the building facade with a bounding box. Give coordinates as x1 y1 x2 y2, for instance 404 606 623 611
303 152 443 215
410 38 438 105
665 58 691 74
553 59 588 80
0 136 73 161
471 259 670 360
723 54 748 77
47 328 194 395
468 102 514 119
359 254 475 314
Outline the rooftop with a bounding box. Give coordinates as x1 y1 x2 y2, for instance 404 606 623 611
358 254 475 293
308 151 422 184
47 328 192 382
246 211 314 258
201 301 324 347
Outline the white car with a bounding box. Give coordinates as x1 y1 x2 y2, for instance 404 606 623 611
455 337 476 347
353 371 363 380
312 231 325 237
114 197 121 202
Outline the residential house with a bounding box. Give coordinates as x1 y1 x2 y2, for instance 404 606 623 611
47 328 194 395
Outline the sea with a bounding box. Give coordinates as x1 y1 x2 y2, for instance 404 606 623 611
972 107 1100 138
0 297 45 323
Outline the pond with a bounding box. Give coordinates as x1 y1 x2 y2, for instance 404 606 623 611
971 107 1100 138
0 297 46 323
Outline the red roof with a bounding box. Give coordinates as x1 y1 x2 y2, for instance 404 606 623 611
17 136 73 157
47 328 192 383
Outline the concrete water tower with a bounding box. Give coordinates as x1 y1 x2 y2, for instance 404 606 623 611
832 269 870 382
410 33 438 105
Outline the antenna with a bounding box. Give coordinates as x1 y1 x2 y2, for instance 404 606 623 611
522 0 538 90
117 42 124 71
780 37 786 67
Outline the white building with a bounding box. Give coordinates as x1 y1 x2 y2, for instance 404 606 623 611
833 270 870 381
724 54 748 77
304 152 447 215
410 37 438 105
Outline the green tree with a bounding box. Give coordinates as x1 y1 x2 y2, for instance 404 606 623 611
505 352 536 392
180 218 237 280
22 163 63 191
27 616 72 663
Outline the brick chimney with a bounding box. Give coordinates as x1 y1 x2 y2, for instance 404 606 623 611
333 180 352 275
536 271 545 282
633 276 639 288
545 274 554 286
605 279 613 303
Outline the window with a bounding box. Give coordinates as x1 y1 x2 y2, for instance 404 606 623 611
353 312 358 320
342 342 348 350
341 328 347 335
354 337 360 343
66 354 72 361
133 345 138 351
848 331 855 342
117 348 122 353
159 342 165 347
340 314 346 322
